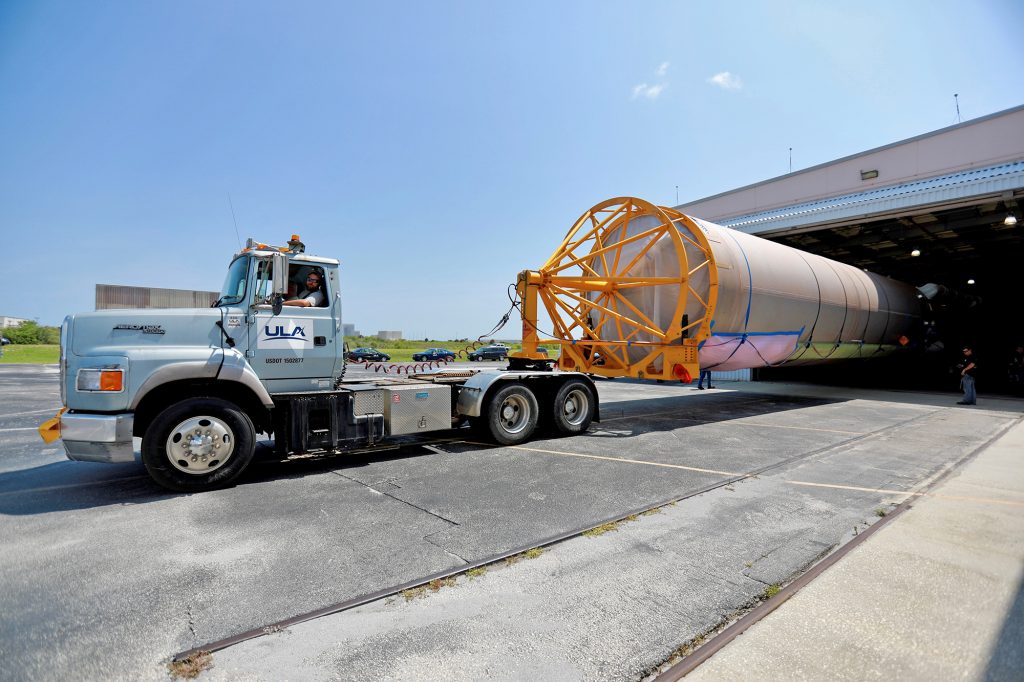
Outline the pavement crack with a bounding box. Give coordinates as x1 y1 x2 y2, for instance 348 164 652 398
332 471 459 526
424 530 469 564
186 603 198 643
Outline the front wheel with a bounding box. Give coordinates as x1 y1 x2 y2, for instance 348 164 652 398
484 383 539 445
552 379 595 434
141 397 256 492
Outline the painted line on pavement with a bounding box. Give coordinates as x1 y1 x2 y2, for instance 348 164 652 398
1 408 61 418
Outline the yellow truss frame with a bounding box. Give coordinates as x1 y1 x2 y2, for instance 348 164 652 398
515 197 719 381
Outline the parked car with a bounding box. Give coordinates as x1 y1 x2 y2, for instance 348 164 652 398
468 345 509 361
412 347 456 362
348 347 391 362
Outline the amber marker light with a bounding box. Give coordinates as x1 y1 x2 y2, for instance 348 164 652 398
99 370 124 392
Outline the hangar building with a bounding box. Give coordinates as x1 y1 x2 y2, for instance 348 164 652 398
677 104 1024 390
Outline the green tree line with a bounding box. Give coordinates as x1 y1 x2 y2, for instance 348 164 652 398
3 321 60 344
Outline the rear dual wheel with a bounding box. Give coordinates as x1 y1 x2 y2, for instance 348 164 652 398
483 379 597 445
552 379 595 434
484 384 539 445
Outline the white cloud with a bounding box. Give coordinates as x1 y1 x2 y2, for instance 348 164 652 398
656 61 670 76
707 71 743 90
631 82 666 100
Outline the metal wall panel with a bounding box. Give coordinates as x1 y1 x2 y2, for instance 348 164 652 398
95 285 218 310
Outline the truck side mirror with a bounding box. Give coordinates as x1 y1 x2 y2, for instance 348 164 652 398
272 294 284 316
271 252 289 295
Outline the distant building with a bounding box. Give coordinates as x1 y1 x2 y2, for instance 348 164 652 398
0 316 30 328
95 284 218 310
341 323 356 337
377 330 403 341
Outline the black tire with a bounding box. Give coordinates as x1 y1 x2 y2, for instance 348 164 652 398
484 383 539 445
141 397 256 493
552 379 595 435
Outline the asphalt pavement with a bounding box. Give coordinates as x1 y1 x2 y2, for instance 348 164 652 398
1 364 1021 681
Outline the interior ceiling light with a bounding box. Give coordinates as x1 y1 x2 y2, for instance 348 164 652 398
911 249 921 257
1005 214 1018 226
967 279 976 285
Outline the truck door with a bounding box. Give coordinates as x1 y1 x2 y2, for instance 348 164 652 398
248 258 340 392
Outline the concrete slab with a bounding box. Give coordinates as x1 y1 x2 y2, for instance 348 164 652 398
684 419 1024 682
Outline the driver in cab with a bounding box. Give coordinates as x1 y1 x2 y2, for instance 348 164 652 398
283 272 324 307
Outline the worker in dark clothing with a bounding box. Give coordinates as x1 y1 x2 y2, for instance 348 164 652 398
957 346 977 405
1008 345 1024 394
697 369 715 390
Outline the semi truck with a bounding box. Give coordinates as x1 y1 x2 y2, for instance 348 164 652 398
40 196 927 492
39 234 602 492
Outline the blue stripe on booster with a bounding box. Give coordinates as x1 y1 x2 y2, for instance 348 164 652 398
710 330 802 338
723 230 754 331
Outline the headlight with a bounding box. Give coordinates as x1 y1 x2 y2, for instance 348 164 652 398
76 368 124 392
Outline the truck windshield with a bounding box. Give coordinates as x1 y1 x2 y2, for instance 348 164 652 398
218 256 249 306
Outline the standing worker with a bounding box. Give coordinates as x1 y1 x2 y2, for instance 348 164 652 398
696 368 715 390
957 346 977 405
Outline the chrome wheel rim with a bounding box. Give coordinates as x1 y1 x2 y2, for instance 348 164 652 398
561 388 590 427
498 394 531 434
165 415 235 475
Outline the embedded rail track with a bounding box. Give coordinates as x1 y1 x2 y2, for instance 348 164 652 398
172 402 983 664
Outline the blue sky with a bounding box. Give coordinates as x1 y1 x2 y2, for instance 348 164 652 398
2 1 1022 339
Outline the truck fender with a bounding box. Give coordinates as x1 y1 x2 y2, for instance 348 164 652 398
217 348 275 407
456 371 521 418
129 350 273 410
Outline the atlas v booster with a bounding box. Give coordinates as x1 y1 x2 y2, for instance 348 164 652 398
514 197 923 381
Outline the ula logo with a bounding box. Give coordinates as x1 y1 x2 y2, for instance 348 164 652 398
264 325 306 339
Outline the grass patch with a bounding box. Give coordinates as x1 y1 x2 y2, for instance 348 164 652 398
763 583 781 599
582 511 653 538
466 567 487 579
875 508 888 517
343 337 560 363
0 344 59 364
167 652 212 679
505 546 546 566
401 586 427 601
671 633 707 660
428 577 456 592
582 521 620 537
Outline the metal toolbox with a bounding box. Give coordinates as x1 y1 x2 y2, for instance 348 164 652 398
383 384 452 436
